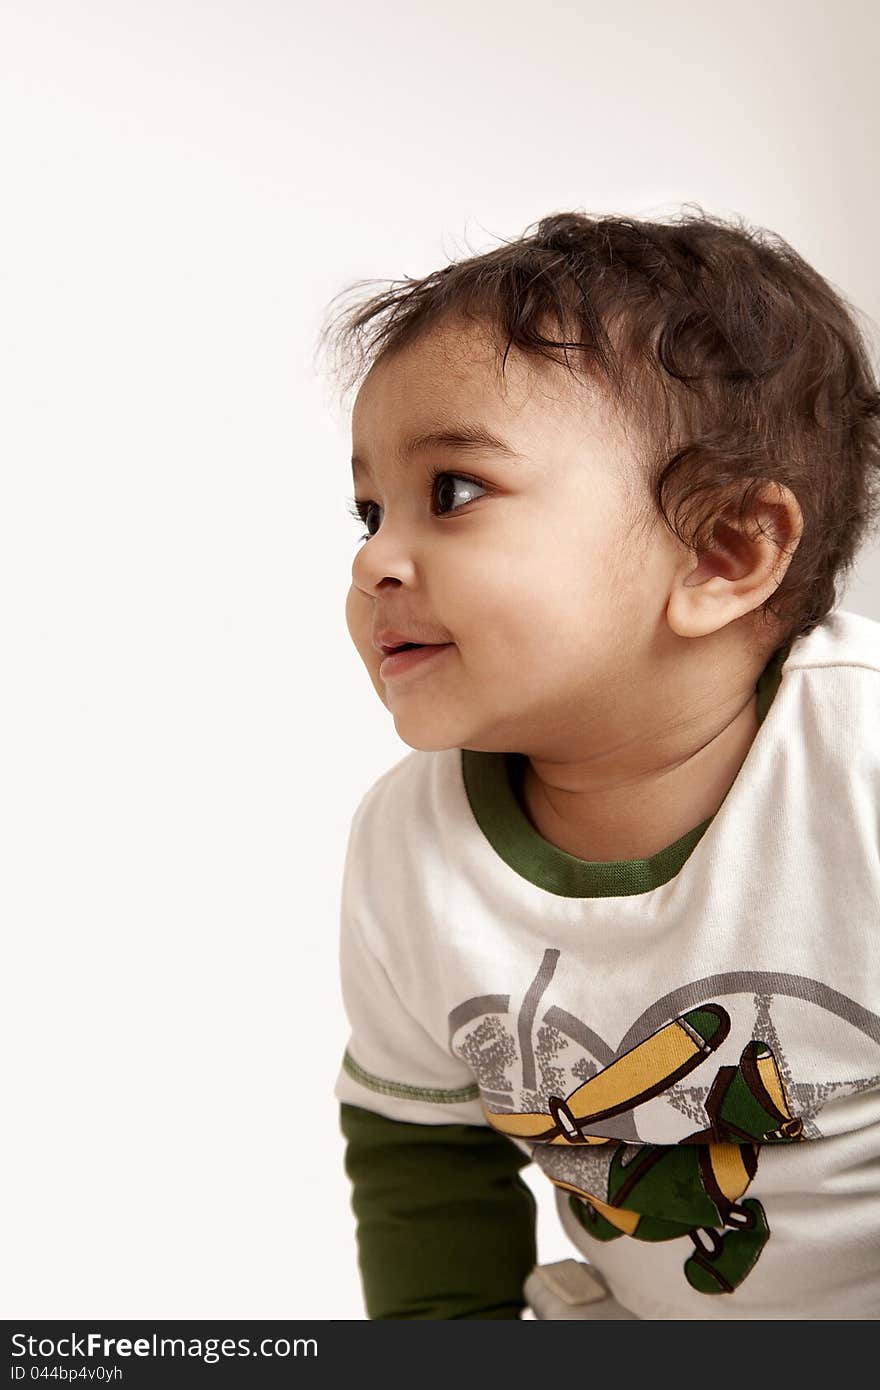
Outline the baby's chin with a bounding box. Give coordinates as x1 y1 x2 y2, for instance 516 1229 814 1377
381 696 473 754
387 713 463 754
387 702 521 756
398 735 461 754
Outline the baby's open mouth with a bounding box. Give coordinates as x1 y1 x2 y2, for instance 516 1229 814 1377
376 640 454 680
385 641 447 654
374 629 454 660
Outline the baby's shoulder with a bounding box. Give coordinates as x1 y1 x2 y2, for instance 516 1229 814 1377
785 607 880 675
778 612 880 779
348 747 461 855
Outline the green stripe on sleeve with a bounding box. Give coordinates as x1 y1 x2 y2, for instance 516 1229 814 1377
342 1049 480 1103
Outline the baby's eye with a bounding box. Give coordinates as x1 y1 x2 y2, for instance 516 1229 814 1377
347 472 488 541
433 472 487 516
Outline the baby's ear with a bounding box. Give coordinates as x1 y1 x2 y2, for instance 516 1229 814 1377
666 485 803 641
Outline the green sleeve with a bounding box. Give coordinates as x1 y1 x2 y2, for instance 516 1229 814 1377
339 1102 538 1319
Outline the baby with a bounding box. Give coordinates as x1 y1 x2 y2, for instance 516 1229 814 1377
322 208 880 1319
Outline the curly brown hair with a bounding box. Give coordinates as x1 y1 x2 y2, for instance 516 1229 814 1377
317 206 880 655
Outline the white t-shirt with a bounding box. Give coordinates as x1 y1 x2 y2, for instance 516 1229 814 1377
334 608 880 1319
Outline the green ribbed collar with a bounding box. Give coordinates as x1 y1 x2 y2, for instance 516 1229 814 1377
460 643 790 898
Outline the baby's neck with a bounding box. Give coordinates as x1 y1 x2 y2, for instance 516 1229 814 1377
517 689 760 863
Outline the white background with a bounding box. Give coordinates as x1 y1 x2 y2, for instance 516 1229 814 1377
3 0 878 1319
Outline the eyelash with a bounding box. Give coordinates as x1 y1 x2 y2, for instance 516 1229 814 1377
345 465 488 543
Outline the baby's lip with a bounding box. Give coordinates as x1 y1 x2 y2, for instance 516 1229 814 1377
372 627 452 657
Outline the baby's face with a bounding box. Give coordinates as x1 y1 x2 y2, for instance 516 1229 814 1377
345 313 682 755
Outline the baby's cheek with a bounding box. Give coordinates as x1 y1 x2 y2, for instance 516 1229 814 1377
344 585 364 643
345 595 376 669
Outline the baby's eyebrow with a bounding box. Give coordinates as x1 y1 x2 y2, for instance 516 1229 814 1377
351 421 525 483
